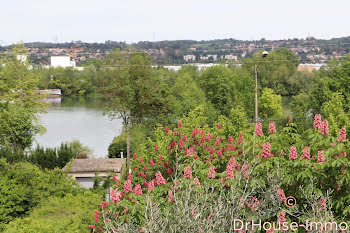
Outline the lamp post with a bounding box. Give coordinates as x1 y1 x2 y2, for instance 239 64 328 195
254 51 269 123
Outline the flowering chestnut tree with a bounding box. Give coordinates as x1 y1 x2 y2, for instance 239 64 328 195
89 112 350 232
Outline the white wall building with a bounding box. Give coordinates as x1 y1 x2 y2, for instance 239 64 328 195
183 55 196 62
224 54 238 61
50 56 76 68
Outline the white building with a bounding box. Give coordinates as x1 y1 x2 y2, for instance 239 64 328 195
224 54 238 61
50 56 76 68
183 55 196 62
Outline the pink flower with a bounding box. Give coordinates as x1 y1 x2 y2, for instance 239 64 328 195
168 190 174 202
321 120 329 135
89 225 95 229
217 123 222 129
133 184 143 196
278 211 286 222
313 114 322 129
217 150 223 157
165 126 169 134
208 167 216 178
302 146 310 159
110 187 121 203
178 121 182 128
159 155 163 161
337 127 346 142
277 188 286 200
248 197 259 211
318 197 327 210
148 180 155 191
123 179 132 193
237 133 242 145
133 153 137 159
154 145 158 151
155 171 167 184
226 157 236 179
215 137 221 145
139 157 144 163
150 160 155 167
269 122 277 134
206 133 212 142
194 177 201 187
184 166 192 179
317 151 326 163
289 146 297 160
255 122 263 136
261 142 271 159
122 206 128 214
228 136 233 143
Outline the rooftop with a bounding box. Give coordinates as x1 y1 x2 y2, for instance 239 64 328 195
62 158 125 173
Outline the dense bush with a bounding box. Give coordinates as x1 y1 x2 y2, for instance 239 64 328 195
0 159 82 230
4 192 101 233
92 111 350 232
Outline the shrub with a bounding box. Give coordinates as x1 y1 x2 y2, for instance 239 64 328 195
92 113 350 232
4 192 101 233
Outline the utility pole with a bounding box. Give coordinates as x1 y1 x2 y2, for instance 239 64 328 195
254 51 269 123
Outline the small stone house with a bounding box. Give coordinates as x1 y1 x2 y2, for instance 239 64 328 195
62 158 125 189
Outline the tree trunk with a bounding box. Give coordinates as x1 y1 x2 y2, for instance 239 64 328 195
126 116 130 171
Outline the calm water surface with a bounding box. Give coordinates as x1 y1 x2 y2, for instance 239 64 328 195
34 97 123 158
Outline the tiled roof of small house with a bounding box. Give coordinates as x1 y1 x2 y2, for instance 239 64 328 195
62 158 125 173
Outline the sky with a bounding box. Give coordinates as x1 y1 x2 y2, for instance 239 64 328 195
1 0 349 45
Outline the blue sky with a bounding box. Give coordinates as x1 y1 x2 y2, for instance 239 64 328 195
1 0 349 45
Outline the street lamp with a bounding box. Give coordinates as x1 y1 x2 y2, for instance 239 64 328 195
254 51 269 123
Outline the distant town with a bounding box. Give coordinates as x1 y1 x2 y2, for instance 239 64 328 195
1 36 350 69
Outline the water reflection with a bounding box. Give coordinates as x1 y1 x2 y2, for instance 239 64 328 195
34 96 123 158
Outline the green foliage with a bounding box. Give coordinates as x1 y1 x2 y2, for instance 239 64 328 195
321 92 350 136
0 159 81 230
0 45 47 150
108 124 148 158
259 88 283 119
197 66 235 116
4 191 101 233
243 48 299 95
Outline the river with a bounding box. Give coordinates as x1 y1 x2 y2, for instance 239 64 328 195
34 97 123 158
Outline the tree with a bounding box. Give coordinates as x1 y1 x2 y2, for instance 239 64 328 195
98 49 170 168
243 48 299 95
0 45 46 150
259 88 282 120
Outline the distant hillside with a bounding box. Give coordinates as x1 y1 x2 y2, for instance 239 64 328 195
1 36 350 65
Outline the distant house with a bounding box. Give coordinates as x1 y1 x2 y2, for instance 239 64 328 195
62 158 125 189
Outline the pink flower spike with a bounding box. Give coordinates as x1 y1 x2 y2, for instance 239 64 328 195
208 167 216 178
269 122 277 134
228 136 233 143
168 190 174 202
184 166 192 179
317 151 326 163
133 153 137 159
337 127 346 142
261 142 271 159
154 145 158 151
289 146 297 160
155 171 167 184
148 180 155 191
123 179 132 193
178 121 183 128
302 146 310 159
133 184 143 196
217 123 222 129
321 120 329 135
255 122 263 136
194 177 201 187
313 114 322 129
165 126 169 134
